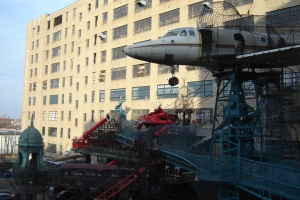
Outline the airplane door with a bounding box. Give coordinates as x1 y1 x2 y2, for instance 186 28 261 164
200 29 213 57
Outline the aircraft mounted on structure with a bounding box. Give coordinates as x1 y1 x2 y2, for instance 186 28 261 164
123 1 300 86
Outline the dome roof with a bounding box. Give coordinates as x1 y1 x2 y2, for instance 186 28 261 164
19 127 44 147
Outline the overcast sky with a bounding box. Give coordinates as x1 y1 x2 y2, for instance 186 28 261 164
0 0 76 119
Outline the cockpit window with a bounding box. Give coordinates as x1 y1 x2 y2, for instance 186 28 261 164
188 30 195 36
180 30 187 36
162 30 181 37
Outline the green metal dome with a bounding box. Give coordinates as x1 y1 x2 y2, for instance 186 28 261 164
19 127 44 147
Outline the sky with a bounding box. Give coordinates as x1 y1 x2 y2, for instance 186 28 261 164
0 0 76 119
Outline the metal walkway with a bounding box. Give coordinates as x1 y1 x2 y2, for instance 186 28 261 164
116 125 300 200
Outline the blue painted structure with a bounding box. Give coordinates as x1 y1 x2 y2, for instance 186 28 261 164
115 71 300 200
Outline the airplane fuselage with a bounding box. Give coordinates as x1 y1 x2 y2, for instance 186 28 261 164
123 27 273 71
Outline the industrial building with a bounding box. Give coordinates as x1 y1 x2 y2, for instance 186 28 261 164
22 0 299 158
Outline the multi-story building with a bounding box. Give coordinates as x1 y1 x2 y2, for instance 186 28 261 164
22 0 300 156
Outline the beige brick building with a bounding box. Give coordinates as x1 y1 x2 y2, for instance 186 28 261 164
22 0 300 156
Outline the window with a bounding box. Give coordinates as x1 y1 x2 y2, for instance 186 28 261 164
76 82 79 90
46 35 50 44
132 86 150 100
49 95 59 104
72 25 75 35
87 21 90 29
78 29 81 38
187 80 213 97
85 76 88 84
33 97 36 105
84 113 87 121
86 39 90 47
113 25 127 40
51 62 60 73
225 0 253 7
69 93 72 103
35 54 38 63
70 76 73 86
157 84 178 98
110 88 126 101
103 0 108 5
95 16 98 26
28 97 31 105
112 46 126 60
43 80 47 90
159 9 180 27
64 44 67 54
101 50 106 62
62 94 64 104
94 34 98 45
71 42 74 52
158 64 179 74
65 28 68 37
88 3 91 12
84 94 88 103
188 2 203 19
53 31 61 42
132 109 150 120
111 67 126 80
93 53 97 64
68 128 71 139
63 61 66 70
50 78 59 88
96 0 99 8
73 8 76 18
47 143 56 153
78 47 81 55
62 77 65 87
36 40 39 48
66 12 68 22
135 0 152 12
44 65 48 75
77 65 80 73
79 12 82 21
68 111 72 121
98 110 105 120
99 90 105 102
42 112 46 121
114 5 128 19
102 12 108 23
52 46 61 57
60 128 63 138
134 17 151 33
133 63 150 77
85 57 89 66
101 31 107 43
47 21 51 29
92 91 95 102
43 96 46 105
54 15 62 26
49 111 58 121
32 41 34 50
45 50 49 59
34 68 37 76
48 127 57 137
76 100 79 108
243 81 255 95
70 59 74 69
61 111 64 121
75 118 78 126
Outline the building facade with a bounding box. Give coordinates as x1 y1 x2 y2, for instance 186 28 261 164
22 0 300 156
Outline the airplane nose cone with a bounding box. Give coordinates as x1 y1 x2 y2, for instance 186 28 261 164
123 46 131 56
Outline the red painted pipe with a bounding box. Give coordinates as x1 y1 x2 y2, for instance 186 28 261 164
82 117 108 139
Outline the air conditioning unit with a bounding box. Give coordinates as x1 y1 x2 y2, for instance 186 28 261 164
99 34 106 40
136 0 146 6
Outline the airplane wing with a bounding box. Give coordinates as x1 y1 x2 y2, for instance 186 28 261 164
234 45 300 68
208 45 300 69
